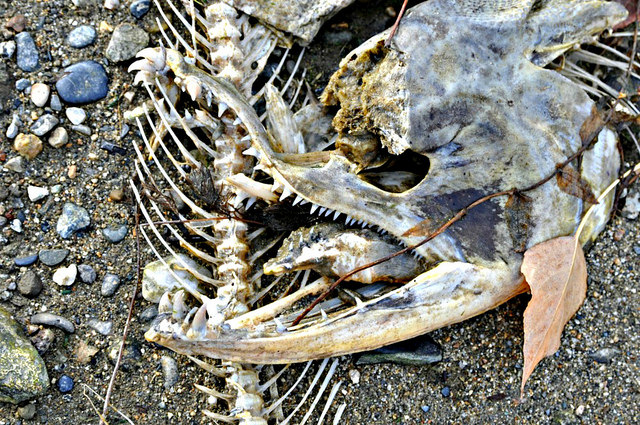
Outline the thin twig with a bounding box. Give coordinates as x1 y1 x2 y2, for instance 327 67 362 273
385 0 409 46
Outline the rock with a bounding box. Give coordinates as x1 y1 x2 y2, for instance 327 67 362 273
348 369 360 384
30 328 55 354
48 127 68 148
68 164 78 179
13 133 43 160
71 124 91 136
30 313 75 333
15 32 39 72
108 188 124 202
14 254 38 267
56 202 91 239
100 140 126 155
355 334 442 366
74 340 99 364
87 319 112 335
56 61 109 104
5 14 26 32
589 347 621 364
18 271 42 298
0 306 49 403
72 0 99 6
0 40 16 58
52 264 77 286
107 340 142 371
139 305 158 322
105 23 149 63
50 94 62 111
102 224 127 243
77 264 96 284
30 114 59 136
17 403 36 420
67 25 96 48
6 114 20 139
104 0 120 10
38 248 69 266
142 253 211 303
57 375 74 393
11 219 23 233
27 185 49 202
30 83 50 107
66 107 87 125
4 156 26 173
622 192 639 220
130 0 150 18
101 273 120 296
161 356 178 389
441 387 451 397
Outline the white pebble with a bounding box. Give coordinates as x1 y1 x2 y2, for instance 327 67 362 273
66 107 87 125
11 219 23 233
103 0 119 9
53 264 78 287
0 40 16 58
6 114 20 139
48 127 69 148
30 83 50 108
27 185 50 202
348 369 361 384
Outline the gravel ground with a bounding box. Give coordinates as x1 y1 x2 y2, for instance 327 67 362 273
0 1 638 424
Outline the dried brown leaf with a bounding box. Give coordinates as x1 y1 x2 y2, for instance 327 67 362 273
520 236 587 398
556 165 598 204
402 217 435 237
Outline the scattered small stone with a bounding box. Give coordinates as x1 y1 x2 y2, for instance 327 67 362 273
66 107 87 125
67 25 97 48
17 403 36 420
99 20 113 32
27 185 49 202
421 405 430 414
71 124 91 136
30 328 55 354
50 185 62 194
130 0 150 18
48 127 68 148
52 264 77 287
622 192 639 220
4 156 26 173
441 386 451 397
6 114 20 139
30 114 59 137
100 140 126 155
139 305 158 322
161 356 179 389
57 375 74 393
56 60 109 104
87 319 112 336
5 14 26 32
105 23 149 63
56 202 91 239
50 94 62 111
589 347 621 364
634 246 640 255
30 312 75 333
101 273 120 296
16 78 31 91
108 188 124 202
119 123 130 139
104 0 120 10
348 369 360 384
18 271 42 298
38 248 69 266
11 219 23 233
68 164 78 179
0 40 16 58
77 264 96 284
13 133 43 160
72 0 99 6
15 32 39 72
575 405 585 416
30 83 50 107
102 224 127 243
14 254 37 267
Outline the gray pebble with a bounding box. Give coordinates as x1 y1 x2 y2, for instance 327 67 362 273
102 224 127 243
0 217 7 227
4 157 26 173
30 115 59 137
16 78 31 91
66 107 86 125
14 254 37 267
105 23 149 63
67 25 97 48
31 328 55 355
48 127 69 148
77 264 96 284
87 319 112 336
0 40 16 58
18 270 43 298
101 273 120 297
323 30 354 45
15 32 39 72
50 94 62 111
161 356 179 389
130 0 151 19
6 114 20 139
589 348 621 364
17 403 36 420
139 305 158 322
30 313 75 333
38 248 70 266
56 202 91 239
71 124 91 136
119 123 130 139
56 61 109 104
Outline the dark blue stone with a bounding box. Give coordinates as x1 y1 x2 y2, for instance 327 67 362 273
15 78 31 91
55 61 108 105
102 224 127 243
441 387 451 397
15 32 39 72
14 254 38 267
130 0 151 19
67 25 97 48
100 141 126 155
57 375 74 393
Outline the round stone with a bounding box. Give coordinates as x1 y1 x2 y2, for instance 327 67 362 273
108 188 124 202
77 264 96 284
14 254 38 267
6 114 20 139
30 115 59 137
130 0 150 19
67 25 97 48
13 133 43 160
105 23 149 63
66 107 87 125
30 83 50 108
52 264 77 286
102 224 127 243
15 32 39 72
18 271 43 298
57 375 74 393
50 94 62 111
101 273 121 297
55 61 109 105
38 249 69 266
56 202 91 239
48 127 69 148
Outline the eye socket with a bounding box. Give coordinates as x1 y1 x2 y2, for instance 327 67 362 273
358 149 430 193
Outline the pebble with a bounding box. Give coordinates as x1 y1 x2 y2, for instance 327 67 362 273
48 127 69 148
105 23 149 63
589 347 621 364
30 312 75 333
348 369 360 384
119 123 130 139
30 114 59 136
441 387 451 397
6 114 20 139
52 264 77 286
11 219 23 233
5 14 26 32
108 188 124 202
50 94 62 111
72 0 99 6
87 319 112 336
77 264 96 284
130 0 150 18
575 405 585 416
67 25 97 48
30 83 50 108
66 107 87 125
17 404 36 420
0 40 16 58
139 305 158 322
102 224 127 243
16 78 31 91
622 192 639 220
421 405 431 413
4 156 26 173
18 271 42 298
104 0 120 10
56 61 109 104
56 202 91 239
13 133 43 160
68 164 78 179
100 141 126 155
161 356 179 389
31 328 55 354
101 273 120 296
71 124 92 136
27 185 49 202
38 248 69 266
15 32 39 72
57 375 74 393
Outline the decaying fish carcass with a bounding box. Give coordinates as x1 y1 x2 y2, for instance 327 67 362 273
129 0 630 422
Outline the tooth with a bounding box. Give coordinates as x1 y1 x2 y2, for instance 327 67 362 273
242 146 259 158
354 296 365 309
292 195 304 206
279 187 292 201
233 117 242 125
187 304 208 339
320 309 328 320
218 102 228 117
128 59 157 73
310 204 319 214
361 221 367 228
186 80 202 101
133 71 153 86
184 307 198 325
135 47 166 70
206 91 212 107
345 215 352 225
245 197 257 210
158 292 172 314
299 199 308 205
173 290 187 320
333 210 341 220
319 207 327 215
271 181 283 193
240 135 252 143
380 229 387 234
